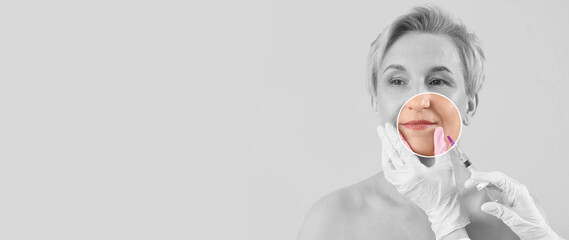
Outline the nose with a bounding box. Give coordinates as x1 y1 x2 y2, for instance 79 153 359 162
406 94 431 111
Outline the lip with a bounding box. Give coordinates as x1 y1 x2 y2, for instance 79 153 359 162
400 120 437 130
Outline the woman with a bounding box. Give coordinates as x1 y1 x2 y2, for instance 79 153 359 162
297 5 562 240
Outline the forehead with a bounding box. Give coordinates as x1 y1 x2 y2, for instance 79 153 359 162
382 33 462 74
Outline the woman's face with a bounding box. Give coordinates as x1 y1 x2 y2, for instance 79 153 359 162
397 93 461 156
375 32 476 132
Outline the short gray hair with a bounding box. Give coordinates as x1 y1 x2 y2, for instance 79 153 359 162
367 5 485 107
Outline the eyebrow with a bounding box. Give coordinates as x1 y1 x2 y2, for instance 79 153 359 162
382 64 453 74
429 66 453 74
382 64 406 73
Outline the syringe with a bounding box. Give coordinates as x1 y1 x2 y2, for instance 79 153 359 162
447 135 500 203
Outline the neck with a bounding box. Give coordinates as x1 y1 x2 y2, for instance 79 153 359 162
418 156 435 167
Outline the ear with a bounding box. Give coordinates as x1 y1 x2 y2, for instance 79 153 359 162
372 97 381 119
463 93 478 126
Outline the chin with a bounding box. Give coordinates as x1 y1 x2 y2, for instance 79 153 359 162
406 136 435 156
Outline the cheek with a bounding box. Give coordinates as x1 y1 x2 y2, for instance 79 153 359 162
376 87 414 124
444 90 469 121
377 96 405 124
452 98 468 123
433 101 462 143
440 108 461 139
378 105 398 124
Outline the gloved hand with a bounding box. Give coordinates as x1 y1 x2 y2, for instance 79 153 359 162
465 172 565 240
377 122 469 240
434 126 448 156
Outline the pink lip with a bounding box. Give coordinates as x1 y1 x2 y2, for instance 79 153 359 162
401 120 437 130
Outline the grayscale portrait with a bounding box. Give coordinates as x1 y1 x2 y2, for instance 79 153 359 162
295 4 568 239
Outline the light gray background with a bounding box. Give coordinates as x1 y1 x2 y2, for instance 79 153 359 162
0 0 567 240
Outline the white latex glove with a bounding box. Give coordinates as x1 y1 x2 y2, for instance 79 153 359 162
377 122 469 240
465 171 565 240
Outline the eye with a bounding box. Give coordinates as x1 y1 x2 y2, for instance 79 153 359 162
428 78 449 86
389 78 407 86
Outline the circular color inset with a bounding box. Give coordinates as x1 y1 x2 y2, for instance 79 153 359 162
396 92 462 157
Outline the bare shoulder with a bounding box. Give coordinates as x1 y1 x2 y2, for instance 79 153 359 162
297 173 393 240
296 182 364 240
